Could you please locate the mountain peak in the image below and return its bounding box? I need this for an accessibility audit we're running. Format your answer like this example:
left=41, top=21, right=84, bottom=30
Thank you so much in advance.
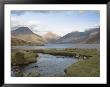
left=12, top=27, right=33, bottom=35
left=43, top=31, right=60, bottom=38
left=44, top=31, right=58, bottom=36
left=43, top=31, right=60, bottom=43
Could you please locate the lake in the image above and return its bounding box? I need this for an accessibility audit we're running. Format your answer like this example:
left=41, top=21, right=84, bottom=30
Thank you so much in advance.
left=12, top=44, right=100, bottom=51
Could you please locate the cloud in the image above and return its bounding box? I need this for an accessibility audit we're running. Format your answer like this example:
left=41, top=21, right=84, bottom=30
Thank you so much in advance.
left=11, top=16, right=50, bottom=36
left=11, top=10, right=100, bottom=16
left=11, top=10, right=50, bottom=16
left=11, top=17, right=41, bottom=33
left=77, top=10, right=99, bottom=15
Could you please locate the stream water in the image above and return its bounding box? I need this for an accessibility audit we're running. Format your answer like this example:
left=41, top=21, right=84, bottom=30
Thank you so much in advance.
left=24, top=53, right=78, bottom=76
left=12, top=53, right=78, bottom=77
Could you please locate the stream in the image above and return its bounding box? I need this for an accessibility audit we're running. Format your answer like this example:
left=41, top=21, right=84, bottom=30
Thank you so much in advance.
left=12, top=53, right=78, bottom=77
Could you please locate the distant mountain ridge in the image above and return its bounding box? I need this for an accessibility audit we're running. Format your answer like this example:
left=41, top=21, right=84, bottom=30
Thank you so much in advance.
left=54, top=27, right=100, bottom=44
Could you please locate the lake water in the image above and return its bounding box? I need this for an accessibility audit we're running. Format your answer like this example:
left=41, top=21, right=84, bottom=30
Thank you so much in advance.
left=12, top=44, right=100, bottom=51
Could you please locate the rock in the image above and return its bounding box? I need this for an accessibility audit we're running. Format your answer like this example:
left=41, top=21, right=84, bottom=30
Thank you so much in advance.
left=64, top=69, right=67, bottom=73
left=34, top=65, right=38, bottom=68
left=29, top=72, right=40, bottom=77
left=23, top=72, right=40, bottom=77
left=15, top=70, right=23, bottom=77
left=83, top=56, right=87, bottom=60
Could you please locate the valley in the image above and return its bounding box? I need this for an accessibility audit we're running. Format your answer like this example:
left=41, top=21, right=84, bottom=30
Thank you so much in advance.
left=11, top=26, right=100, bottom=77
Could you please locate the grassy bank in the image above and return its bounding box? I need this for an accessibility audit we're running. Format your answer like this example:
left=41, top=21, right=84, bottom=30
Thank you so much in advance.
left=28, top=48, right=96, bottom=59
left=64, top=49, right=100, bottom=77
left=11, top=50, right=38, bottom=65
left=11, top=50, right=40, bottom=77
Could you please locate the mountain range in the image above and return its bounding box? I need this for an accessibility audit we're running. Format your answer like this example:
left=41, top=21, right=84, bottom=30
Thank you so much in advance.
left=11, top=27, right=100, bottom=46
left=54, top=27, right=100, bottom=44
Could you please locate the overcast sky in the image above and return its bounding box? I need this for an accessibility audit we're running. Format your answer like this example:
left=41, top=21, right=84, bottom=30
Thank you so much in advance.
left=11, top=10, right=100, bottom=36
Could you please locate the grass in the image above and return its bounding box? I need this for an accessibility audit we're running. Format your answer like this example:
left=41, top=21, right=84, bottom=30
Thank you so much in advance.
left=11, top=50, right=38, bottom=65
left=64, top=49, right=100, bottom=77
left=29, top=48, right=96, bottom=59
left=23, top=71, right=40, bottom=77
left=11, top=50, right=40, bottom=77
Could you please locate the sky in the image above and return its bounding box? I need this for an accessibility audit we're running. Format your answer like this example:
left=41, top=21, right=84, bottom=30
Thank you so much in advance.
left=11, top=10, right=100, bottom=36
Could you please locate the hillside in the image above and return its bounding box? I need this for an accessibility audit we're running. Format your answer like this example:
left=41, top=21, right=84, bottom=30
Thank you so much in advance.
left=11, top=37, right=32, bottom=46
left=43, top=31, right=60, bottom=43
left=55, top=27, right=100, bottom=44
left=84, top=32, right=100, bottom=44
left=11, top=27, right=45, bottom=46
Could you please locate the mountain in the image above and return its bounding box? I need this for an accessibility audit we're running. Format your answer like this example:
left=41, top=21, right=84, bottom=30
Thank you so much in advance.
left=11, top=37, right=32, bottom=46
left=84, top=32, right=100, bottom=44
left=11, top=27, right=45, bottom=46
left=43, top=32, right=60, bottom=43
left=55, top=27, right=100, bottom=44
left=12, top=27, right=33, bottom=35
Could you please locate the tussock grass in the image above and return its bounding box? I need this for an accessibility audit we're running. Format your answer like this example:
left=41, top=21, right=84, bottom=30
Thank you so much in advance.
left=64, top=49, right=100, bottom=77
left=11, top=50, right=38, bottom=65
